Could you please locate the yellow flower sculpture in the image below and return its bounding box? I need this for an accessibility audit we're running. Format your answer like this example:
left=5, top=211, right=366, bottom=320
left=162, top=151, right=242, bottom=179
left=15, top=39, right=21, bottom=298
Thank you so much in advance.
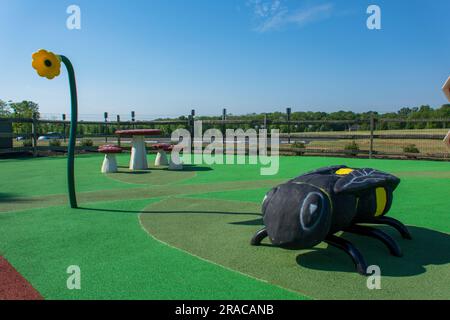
left=30, top=49, right=79, bottom=208
left=32, top=49, right=61, bottom=79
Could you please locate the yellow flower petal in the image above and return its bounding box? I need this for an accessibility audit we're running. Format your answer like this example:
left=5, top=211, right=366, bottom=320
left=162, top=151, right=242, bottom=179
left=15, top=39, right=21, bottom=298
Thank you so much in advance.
left=31, top=49, right=61, bottom=80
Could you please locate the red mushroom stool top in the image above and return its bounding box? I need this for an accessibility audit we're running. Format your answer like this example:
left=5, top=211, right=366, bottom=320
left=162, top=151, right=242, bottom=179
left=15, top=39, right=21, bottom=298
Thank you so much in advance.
left=98, top=145, right=123, bottom=154
left=115, top=129, right=162, bottom=136
left=152, top=143, right=173, bottom=151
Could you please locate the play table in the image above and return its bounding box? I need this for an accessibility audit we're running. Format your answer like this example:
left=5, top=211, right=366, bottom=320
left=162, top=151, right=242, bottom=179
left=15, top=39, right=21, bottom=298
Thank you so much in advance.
left=115, top=129, right=162, bottom=170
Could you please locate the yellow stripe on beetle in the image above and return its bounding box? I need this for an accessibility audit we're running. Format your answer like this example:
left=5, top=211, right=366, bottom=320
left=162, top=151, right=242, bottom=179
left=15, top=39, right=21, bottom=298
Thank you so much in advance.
left=375, top=187, right=387, bottom=216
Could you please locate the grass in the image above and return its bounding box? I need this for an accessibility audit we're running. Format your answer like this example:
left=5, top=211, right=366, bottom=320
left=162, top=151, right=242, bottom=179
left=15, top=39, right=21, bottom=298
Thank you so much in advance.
left=0, top=199, right=303, bottom=299
left=307, top=138, right=448, bottom=155
left=287, top=128, right=449, bottom=136
left=0, top=153, right=449, bottom=299
left=141, top=197, right=450, bottom=299
left=287, top=128, right=449, bottom=154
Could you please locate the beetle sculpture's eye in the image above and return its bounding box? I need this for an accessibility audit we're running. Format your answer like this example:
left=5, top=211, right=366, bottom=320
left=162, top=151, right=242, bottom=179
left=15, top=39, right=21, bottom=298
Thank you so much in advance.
left=295, top=188, right=332, bottom=249
left=299, top=192, right=324, bottom=230
left=262, top=182, right=332, bottom=249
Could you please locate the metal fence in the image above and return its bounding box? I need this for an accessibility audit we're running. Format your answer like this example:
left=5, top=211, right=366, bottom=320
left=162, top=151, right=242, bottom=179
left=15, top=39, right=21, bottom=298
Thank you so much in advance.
left=1, top=112, right=449, bottom=160
left=282, top=119, right=449, bottom=160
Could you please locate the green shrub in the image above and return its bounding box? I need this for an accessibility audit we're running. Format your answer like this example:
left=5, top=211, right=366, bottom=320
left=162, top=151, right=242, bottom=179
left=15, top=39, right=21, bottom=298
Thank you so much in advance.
left=80, top=138, right=94, bottom=147
left=292, top=141, right=306, bottom=149
left=49, top=139, right=61, bottom=147
left=403, top=144, right=420, bottom=153
left=22, top=140, right=32, bottom=147
left=344, top=141, right=360, bottom=151
left=291, top=141, right=306, bottom=156
left=344, top=141, right=360, bottom=156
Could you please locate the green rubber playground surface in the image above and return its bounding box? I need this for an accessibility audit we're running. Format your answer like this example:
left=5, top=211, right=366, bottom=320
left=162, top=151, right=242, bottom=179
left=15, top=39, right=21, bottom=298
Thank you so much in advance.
left=0, top=154, right=449, bottom=299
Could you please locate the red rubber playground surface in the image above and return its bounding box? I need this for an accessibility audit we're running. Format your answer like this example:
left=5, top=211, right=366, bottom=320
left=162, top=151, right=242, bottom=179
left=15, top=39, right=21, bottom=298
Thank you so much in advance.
left=0, top=257, right=42, bottom=300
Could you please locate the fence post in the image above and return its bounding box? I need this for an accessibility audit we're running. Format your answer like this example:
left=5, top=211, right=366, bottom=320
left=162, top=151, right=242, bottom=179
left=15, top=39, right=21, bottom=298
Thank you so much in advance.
left=0, top=118, right=13, bottom=151
left=116, top=115, right=121, bottom=147
left=104, top=112, right=108, bottom=143
left=263, top=113, right=268, bottom=153
left=32, top=112, right=38, bottom=157
left=187, top=115, right=192, bottom=149
left=62, top=114, right=66, bottom=143
left=189, top=109, right=195, bottom=150
left=286, top=107, right=291, bottom=144
left=222, top=108, right=227, bottom=145
left=369, top=113, right=375, bottom=159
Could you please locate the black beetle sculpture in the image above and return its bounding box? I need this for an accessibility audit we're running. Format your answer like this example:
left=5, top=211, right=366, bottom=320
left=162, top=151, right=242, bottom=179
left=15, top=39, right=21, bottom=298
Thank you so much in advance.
left=251, top=165, right=412, bottom=275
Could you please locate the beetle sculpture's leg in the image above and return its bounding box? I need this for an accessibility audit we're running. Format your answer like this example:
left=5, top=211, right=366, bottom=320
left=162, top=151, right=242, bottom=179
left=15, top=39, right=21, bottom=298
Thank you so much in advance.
left=325, top=234, right=368, bottom=276
left=251, top=228, right=268, bottom=246
left=345, top=225, right=402, bottom=257
left=358, top=216, right=412, bottom=240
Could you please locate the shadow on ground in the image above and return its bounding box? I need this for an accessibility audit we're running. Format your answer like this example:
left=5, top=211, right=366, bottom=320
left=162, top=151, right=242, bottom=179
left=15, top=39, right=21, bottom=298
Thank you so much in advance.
left=0, top=193, right=33, bottom=204
left=79, top=206, right=259, bottom=216
left=232, top=218, right=450, bottom=277
left=116, top=164, right=213, bottom=172
left=296, top=226, right=450, bottom=277
left=230, top=218, right=263, bottom=226
left=181, top=165, right=213, bottom=172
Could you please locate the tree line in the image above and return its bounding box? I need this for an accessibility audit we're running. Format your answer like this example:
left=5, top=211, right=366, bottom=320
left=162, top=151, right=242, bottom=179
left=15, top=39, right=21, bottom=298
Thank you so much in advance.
left=1, top=99, right=449, bottom=136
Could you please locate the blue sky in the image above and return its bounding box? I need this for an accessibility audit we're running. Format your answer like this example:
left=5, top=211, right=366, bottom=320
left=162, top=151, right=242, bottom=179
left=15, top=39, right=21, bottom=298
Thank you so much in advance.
left=1, top=0, right=449, bottom=119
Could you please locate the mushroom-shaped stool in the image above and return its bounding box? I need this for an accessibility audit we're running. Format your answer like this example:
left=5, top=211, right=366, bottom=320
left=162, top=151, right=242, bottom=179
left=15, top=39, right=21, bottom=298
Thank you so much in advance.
left=115, top=129, right=162, bottom=170
left=98, top=145, right=122, bottom=173
left=168, top=146, right=183, bottom=171
left=153, top=143, right=173, bottom=166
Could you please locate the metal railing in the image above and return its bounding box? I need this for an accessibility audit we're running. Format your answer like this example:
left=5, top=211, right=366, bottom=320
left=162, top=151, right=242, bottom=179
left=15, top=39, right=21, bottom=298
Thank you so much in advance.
left=1, top=112, right=449, bottom=160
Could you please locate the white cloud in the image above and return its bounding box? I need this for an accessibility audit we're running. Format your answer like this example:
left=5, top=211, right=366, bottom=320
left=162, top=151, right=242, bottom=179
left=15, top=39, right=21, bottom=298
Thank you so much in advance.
left=288, top=4, right=333, bottom=25
left=250, top=0, right=283, bottom=18
left=247, top=1, right=334, bottom=32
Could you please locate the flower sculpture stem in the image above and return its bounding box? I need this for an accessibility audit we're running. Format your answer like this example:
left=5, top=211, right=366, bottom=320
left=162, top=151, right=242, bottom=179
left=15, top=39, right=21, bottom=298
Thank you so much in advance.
left=32, top=49, right=79, bottom=208
left=60, top=56, right=78, bottom=208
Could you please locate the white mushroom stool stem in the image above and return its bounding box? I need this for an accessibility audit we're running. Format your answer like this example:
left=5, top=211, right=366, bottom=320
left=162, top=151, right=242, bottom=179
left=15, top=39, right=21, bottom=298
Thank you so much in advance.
left=155, top=150, right=169, bottom=166
left=102, top=154, right=118, bottom=173
left=130, top=135, right=148, bottom=170
left=99, top=145, right=122, bottom=173
left=115, top=129, right=161, bottom=170
left=168, top=149, right=183, bottom=171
